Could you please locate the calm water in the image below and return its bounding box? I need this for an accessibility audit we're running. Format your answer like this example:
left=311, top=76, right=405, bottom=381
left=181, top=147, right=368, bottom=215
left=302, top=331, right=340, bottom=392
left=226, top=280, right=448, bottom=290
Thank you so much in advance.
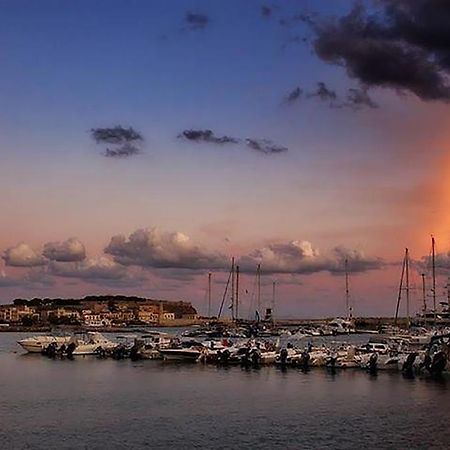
left=1, top=332, right=449, bottom=450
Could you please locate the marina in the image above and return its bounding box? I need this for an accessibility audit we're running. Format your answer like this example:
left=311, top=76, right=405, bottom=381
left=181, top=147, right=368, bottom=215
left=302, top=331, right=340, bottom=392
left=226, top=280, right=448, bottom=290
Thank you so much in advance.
left=1, top=330, right=450, bottom=450
left=13, top=323, right=450, bottom=378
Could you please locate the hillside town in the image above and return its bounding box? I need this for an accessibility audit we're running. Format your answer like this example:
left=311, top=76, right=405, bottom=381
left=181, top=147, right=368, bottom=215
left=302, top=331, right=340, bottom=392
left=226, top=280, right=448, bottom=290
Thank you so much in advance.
left=0, top=295, right=199, bottom=329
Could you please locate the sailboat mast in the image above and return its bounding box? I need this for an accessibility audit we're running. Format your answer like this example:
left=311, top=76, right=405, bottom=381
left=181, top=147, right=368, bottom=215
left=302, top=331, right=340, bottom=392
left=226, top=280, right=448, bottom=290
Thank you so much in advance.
left=345, top=258, right=350, bottom=318
left=235, top=265, right=240, bottom=320
left=256, top=264, right=261, bottom=318
left=208, top=272, right=212, bottom=318
left=447, top=276, right=450, bottom=309
left=405, top=248, right=410, bottom=327
left=231, top=257, right=235, bottom=320
left=432, top=235, right=436, bottom=325
left=272, top=280, right=276, bottom=324
left=422, top=273, right=427, bottom=325
left=394, top=250, right=406, bottom=326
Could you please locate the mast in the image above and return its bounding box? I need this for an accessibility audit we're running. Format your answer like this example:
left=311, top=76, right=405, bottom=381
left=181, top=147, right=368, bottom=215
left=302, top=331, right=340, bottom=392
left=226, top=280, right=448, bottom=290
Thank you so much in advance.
left=422, top=273, right=427, bottom=325
left=235, top=265, right=240, bottom=320
left=394, top=250, right=406, bottom=326
left=405, top=248, right=410, bottom=327
left=447, top=276, right=450, bottom=309
left=231, top=257, right=235, bottom=320
left=432, top=235, right=436, bottom=325
left=256, top=264, right=261, bottom=318
left=345, top=258, right=350, bottom=318
left=272, top=280, right=276, bottom=324
left=208, top=272, right=212, bottom=318
left=217, top=266, right=232, bottom=319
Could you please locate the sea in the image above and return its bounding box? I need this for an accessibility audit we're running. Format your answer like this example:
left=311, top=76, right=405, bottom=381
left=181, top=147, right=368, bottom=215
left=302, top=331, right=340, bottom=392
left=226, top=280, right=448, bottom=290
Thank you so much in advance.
left=0, top=331, right=449, bottom=450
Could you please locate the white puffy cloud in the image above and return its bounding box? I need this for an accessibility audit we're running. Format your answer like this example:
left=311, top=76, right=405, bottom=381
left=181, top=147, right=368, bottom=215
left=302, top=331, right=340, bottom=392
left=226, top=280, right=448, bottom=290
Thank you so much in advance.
left=239, top=241, right=383, bottom=274
left=49, top=257, right=127, bottom=280
left=2, top=243, right=46, bottom=267
left=329, top=246, right=384, bottom=273
left=48, top=257, right=147, bottom=287
left=43, top=238, right=86, bottom=262
left=0, top=269, right=54, bottom=289
left=104, top=228, right=383, bottom=275
left=105, top=227, right=227, bottom=270
left=239, top=240, right=324, bottom=274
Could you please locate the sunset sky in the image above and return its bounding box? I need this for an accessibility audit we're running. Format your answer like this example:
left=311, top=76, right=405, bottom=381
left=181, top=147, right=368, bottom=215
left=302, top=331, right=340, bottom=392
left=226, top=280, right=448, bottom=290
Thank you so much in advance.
left=1, top=0, right=450, bottom=317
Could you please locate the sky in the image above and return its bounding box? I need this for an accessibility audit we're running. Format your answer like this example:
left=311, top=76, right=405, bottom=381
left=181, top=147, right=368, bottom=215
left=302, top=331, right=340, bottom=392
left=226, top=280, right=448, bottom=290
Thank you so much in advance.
left=1, top=0, right=450, bottom=318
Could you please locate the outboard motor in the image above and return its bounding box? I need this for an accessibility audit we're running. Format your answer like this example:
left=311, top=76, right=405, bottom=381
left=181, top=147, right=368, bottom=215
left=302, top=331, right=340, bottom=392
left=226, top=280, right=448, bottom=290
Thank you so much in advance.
left=300, top=351, right=310, bottom=372
left=112, top=344, right=126, bottom=360
left=241, top=348, right=251, bottom=368
left=430, top=351, right=447, bottom=377
left=58, top=343, right=67, bottom=358
left=251, top=349, right=261, bottom=367
left=129, top=344, right=140, bottom=361
left=402, top=352, right=417, bottom=377
left=327, top=354, right=337, bottom=371
left=45, top=342, right=57, bottom=359
left=280, top=348, right=288, bottom=366
left=220, top=348, right=230, bottom=365
left=95, top=346, right=107, bottom=359
left=66, top=342, right=76, bottom=359
left=368, top=352, right=378, bottom=374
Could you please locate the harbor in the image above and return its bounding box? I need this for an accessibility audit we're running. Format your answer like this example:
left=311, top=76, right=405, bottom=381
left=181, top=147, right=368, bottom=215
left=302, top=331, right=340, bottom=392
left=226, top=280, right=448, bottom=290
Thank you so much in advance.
left=13, top=322, right=450, bottom=378
left=1, top=329, right=449, bottom=450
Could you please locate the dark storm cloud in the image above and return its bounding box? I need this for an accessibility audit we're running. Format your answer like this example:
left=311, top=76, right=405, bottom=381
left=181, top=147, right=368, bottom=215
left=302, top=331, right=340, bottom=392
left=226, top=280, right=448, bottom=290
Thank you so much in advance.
left=280, top=13, right=316, bottom=28
left=308, top=81, right=337, bottom=103
left=104, top=143, right=141, bottom=158
left=261, top=6, right=272, bottom=18
left=345, top=87, right=378, bottom=109
left=284, top=86, right=303, bottom=104
left=312, top=1, right=450, bottom=102
left=289, top=83, right=377, bottom=110
left=90, top=126, right=143, bottom=144
left=90, top=125, right=144, bottom=158
left=245, top=138, right=288, bottom=154
left=179, top=129, right=239, bottom=145
left=185, top=12, right=209, bottom=31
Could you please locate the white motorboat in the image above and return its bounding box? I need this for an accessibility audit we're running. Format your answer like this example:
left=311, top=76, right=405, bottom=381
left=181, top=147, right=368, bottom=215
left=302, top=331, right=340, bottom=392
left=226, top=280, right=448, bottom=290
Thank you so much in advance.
left=69, top=332, right=116, bottom=355
left=18, top=335, right=71, bottom=353
left=158, top=347, right=203, bottom=362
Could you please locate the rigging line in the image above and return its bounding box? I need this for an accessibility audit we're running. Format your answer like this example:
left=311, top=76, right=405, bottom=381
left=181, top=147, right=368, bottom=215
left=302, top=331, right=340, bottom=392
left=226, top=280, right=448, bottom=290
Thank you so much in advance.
left=217, top=267, right=232, bottom=319
left=247, top=268, right=258, bottom=319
